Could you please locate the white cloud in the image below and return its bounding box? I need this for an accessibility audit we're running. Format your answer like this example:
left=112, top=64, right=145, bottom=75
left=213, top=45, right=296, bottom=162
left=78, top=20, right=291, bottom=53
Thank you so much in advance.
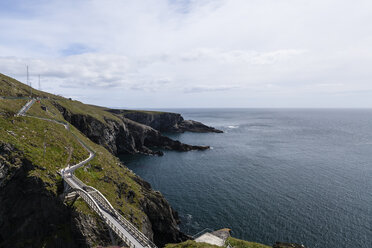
left=1, top=0, right=372, bottom=107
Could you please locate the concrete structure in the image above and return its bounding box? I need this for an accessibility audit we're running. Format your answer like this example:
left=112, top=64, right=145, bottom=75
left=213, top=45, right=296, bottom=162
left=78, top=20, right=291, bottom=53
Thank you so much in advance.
left=194, top=228, right=231, bottom=247
left=195, top=232, right=225, bottom=246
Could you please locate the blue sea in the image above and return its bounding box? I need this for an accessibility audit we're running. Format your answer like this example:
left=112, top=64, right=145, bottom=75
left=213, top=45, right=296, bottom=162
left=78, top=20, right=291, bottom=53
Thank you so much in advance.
left=120, top=109, right=372, bottom=248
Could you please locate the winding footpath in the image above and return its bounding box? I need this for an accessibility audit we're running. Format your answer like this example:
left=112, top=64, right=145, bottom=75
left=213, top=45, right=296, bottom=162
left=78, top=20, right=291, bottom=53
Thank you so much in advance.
left=16, top=99, right=157, bottom=248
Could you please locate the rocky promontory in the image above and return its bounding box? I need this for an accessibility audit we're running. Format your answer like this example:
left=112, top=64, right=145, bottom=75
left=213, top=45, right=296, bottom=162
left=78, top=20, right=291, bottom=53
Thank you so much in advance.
left=107, top=109, right=223, bottom=133
left=53, top=103, right=211, bottom=156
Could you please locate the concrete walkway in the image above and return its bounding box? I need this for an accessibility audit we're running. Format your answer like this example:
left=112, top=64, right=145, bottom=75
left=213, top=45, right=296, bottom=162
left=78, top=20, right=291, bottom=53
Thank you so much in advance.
left=194, top=229, right=231, bottom=247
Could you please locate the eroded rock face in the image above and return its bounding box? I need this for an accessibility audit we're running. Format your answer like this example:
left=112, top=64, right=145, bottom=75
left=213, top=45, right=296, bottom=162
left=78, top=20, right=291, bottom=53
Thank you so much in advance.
left=131, top=175, right=190, bottom=247
left=107, top=110, right=223, bottom=133
left=0, top=143, right=91, bottom=248
left=53, top=103, right=209, bottom=156
left=0, top=142, right=189, bottom=247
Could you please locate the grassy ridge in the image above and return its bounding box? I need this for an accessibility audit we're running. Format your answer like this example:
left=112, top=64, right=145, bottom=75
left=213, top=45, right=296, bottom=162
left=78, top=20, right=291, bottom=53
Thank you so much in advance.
left=0, top=73, right=62, bottom=99
left=55, top=99, right=122, bottom=123
left=0, top=97, right=147, bottom=229
left=227, top=237, right=271, bottom=248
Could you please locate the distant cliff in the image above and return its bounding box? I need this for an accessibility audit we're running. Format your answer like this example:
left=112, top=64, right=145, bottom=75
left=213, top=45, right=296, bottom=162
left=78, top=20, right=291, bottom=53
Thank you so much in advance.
left=107, top=109, right=223, bottom=133
left=53, top=103, right=210, bottom=156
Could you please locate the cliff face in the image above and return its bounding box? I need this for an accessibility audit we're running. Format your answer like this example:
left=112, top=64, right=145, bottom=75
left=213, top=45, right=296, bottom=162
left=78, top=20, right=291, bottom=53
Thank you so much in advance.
left=0, top=142, right=92, bottom=247
left=0, top=141, right=188, bottom=248
left=54, top=103, right=209, bottom=156
left=131, top=175, right=189, bottom=246
left=108, top=110, right=223, bottom=133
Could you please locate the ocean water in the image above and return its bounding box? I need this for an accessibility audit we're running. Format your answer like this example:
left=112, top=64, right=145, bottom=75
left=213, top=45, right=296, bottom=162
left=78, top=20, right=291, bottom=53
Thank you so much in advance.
left=120, top=109, right=372, bottom=248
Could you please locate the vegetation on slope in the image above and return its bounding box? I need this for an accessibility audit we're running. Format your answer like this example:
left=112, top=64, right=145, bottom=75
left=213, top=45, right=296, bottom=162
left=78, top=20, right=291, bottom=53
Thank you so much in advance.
left=165, top=237, right=271, bottom=248
left=0, top=103, right=88, bottom=193
left=165, top=240, right=220, bottom=248
left=226, top=237, right=271, bottom=248
left=55, top=99, right=122, bottom=123
left=27, top=99, right=67, bottom=122
left=1, top=97, right=148, bottom=226
left=0, top=72, right=149, bottom=224
left=0, top=99, right=28, bottom=116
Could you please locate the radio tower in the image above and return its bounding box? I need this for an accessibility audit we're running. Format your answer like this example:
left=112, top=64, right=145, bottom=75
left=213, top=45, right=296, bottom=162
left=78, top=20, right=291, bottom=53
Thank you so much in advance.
left=26, top=65, right=32, bottom=97
left=38, top=74, right=41, bottom=90
left=26, top=65, right=29, bottom=86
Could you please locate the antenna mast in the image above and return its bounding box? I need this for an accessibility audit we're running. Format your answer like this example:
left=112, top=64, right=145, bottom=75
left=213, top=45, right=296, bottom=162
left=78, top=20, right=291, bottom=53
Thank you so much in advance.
left=27, top=65, right=33, bottom=97
left=26, top=65, right=29, bottom=86
left=38, top=74, right=41, bottom=91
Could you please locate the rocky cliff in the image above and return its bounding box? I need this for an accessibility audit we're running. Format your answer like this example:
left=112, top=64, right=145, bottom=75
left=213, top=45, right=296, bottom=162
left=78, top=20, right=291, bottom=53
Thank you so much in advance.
left=53, top=102, right=210, bottom=156
left=108, top=110, right=223, bottom=133
left=131, top=175, right=189, bottom=246
left=0, top=140, right=188, bottom=248
left=0, top=142, right=91, bottom=247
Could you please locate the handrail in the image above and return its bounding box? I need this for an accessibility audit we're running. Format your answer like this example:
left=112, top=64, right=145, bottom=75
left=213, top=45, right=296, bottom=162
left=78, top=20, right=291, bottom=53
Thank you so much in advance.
left=84, top=185, right=115, bottom=211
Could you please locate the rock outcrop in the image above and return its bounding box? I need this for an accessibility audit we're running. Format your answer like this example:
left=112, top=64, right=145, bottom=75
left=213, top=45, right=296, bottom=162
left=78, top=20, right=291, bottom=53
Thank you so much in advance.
left=131, top=175, right=190, bottom=246
left=0, top=142, right=96, bottom=247
left=53, top=103, right=209, bottom=156
left=0, top=141, right=189, bottom=247
left=107, top=110, right=223, bottom=133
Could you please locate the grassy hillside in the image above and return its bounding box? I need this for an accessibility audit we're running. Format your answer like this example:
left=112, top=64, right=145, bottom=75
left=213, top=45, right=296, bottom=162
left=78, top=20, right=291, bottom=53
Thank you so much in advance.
left=55, top=99, right=122, bottom=123
left=165, top=237, right=271, bottom=248
left=0, top=78, right=150, bottom=230
left=165, top=240, right=220, bottom=248
left=226, top=237, right=271, bottom=248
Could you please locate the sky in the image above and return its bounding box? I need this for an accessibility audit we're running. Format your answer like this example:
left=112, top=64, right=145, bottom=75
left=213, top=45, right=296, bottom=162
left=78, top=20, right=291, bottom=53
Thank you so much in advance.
left=1, top=0, right=372, bottom=108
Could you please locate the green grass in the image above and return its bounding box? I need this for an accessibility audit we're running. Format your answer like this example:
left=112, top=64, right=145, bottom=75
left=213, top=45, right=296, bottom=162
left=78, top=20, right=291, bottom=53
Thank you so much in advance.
left=0, top=99, right=28, bottom=115
left=0, top=100, right=147, bottom=230
left=0, top=107, right=89, bottom=193
left=27, top=99, right=66, bottom=122
left=164, top=237, right=271, bottom=248
left=165, top=240, right=220, bottom=248
left=226, top=237, right=271, bottom=248
left=0, top=73, right=63, bottom=99
left=0, top=78, right=150, bottom=233
left=72, top=125, right=146, bottom=228
left=55, top=99, right=122, bottom=123
left=74, top=198, right=96, bottom=216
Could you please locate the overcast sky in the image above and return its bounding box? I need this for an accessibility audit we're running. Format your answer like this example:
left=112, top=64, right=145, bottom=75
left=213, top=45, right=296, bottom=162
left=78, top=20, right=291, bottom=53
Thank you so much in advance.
left=1, top=0, right=372, bottom=108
